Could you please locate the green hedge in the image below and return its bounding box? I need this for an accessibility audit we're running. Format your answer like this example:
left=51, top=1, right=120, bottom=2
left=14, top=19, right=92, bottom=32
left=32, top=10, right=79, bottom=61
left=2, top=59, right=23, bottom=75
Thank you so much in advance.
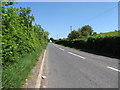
left=55, top=36, right=120, bottom=58
left=2, top=2, right=49, bottom=88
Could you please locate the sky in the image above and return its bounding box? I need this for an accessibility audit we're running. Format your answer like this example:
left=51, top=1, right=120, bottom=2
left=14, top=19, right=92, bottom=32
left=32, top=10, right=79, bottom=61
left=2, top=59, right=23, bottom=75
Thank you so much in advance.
left=15, top=0, right=119, bottom=2
left=13, top=2, right=118, bottom=39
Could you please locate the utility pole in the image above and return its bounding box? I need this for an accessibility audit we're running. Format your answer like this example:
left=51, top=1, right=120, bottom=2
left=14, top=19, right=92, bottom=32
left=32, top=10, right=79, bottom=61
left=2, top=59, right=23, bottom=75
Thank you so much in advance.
left=70, top=26, right=72, bottom=32
left=57, top=35, right=58, bottom=40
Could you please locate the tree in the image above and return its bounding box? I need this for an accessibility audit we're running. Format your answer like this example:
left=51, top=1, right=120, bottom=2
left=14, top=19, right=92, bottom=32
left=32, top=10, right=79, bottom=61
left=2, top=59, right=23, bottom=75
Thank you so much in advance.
left=59, top=38, right=62, bottom=40
left=93, top=32, right=97, bottom=35
left=50, top=37, right=54, bottom=42
left=78, top=28, right=81, bottom=33
left=68, top=30, right=80, bottom=40
left=79, top=25, right=93, bottom=36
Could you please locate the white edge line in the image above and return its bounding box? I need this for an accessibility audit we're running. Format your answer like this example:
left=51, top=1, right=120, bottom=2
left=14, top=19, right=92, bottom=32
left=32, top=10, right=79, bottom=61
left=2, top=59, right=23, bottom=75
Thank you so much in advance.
left=107, top=66, right=120, bottom=72
left=35, top=50, right=46, bottom=88
left=68, top=51, right=85, bottom=59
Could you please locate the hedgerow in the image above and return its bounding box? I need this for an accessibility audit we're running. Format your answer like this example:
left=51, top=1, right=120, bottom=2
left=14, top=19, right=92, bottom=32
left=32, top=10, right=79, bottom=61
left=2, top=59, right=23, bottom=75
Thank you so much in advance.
left=2, top=2, right=49, bottom=88
left=55, top=36, right=120, bottom=58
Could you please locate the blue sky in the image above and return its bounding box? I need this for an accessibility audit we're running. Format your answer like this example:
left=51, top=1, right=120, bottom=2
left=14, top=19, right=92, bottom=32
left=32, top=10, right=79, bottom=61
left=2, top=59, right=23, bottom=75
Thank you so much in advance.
left=13, top=2, right=118, bottom=39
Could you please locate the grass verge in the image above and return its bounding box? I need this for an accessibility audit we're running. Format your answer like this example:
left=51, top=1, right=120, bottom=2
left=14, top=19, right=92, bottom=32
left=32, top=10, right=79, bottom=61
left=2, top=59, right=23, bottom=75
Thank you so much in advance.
left=2, top=46, right=46, bottom=88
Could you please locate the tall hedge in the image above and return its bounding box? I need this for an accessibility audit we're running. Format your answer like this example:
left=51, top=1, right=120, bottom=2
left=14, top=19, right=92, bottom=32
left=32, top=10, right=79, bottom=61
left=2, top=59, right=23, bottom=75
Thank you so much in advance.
left=2, top=2, right=49, bottom=88
left=55, top=36, right=120, bottom=58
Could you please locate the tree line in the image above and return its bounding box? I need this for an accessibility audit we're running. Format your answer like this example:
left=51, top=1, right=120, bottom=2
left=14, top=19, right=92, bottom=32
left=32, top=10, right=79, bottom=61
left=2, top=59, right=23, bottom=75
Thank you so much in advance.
left=68, top=25, right=97, bottom=40
left=50, top=25, right=97, bottom=42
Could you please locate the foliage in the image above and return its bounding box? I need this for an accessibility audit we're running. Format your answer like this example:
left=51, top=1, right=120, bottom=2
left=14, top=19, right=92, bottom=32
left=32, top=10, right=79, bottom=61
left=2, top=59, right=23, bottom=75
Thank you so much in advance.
left=94, top=31, right=120, bottom=37
left=67, top=30, right=80, bottom=40
left=92, top=32, right=97, bottom=35
left=55, top=31, right=120, bottom=58
left=78, top=25, right=93, bottom=36
left=50, top=37, right=54, bottom=42
left=2, top=48, right=44, bottom=88
left=75, top=31, right=120, bottom=41
left=2, top=2, right=49, bottom=88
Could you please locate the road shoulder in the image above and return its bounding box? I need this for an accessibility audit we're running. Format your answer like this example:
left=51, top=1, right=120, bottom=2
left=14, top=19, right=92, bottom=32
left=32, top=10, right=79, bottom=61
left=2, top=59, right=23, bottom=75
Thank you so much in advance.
left=22, top=50, right=46, bottom=88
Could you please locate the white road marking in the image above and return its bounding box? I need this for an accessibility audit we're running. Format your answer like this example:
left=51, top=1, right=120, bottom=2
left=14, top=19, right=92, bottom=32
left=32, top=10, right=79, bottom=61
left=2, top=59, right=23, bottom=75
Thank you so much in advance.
left=53, top=44, right=58, bottom=48
left=59, top=48, right=65, bottom=51
left=107, top=66, right=120, bottom=72
left=68, top=52, right=86, bottom=59
left=55, top=45, right=58, bottom=47
left=36, top=50, right=46, bottom=88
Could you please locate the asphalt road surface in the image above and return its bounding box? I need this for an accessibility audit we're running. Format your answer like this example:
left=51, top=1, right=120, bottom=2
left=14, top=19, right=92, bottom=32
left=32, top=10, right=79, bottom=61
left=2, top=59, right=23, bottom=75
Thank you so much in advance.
left=45, top=43, right=119, bottom=88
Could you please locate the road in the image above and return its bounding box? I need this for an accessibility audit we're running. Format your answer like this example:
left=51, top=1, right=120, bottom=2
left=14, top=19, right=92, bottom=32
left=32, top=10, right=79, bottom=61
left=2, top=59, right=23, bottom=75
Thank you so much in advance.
left=45, top=43, right=119, bottom=88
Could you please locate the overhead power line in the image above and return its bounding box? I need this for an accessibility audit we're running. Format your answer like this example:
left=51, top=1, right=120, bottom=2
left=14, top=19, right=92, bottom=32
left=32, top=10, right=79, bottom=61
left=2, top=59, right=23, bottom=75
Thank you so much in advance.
left=83, top=4, right=119, bottom=23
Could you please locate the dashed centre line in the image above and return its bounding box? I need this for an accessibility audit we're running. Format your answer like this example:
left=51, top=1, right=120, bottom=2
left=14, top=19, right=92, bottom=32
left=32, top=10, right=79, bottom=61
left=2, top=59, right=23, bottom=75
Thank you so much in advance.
left=67, top=51, right=86, bottom=59
left=54, top=45, right=120, bottom=72
left=107, top=66, right=120, bottom=72
left=53, top=44, right=58, bottom=48
left=53, top=44, right=119, bottom=73
left=59, top=48, right=65, bottom=51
